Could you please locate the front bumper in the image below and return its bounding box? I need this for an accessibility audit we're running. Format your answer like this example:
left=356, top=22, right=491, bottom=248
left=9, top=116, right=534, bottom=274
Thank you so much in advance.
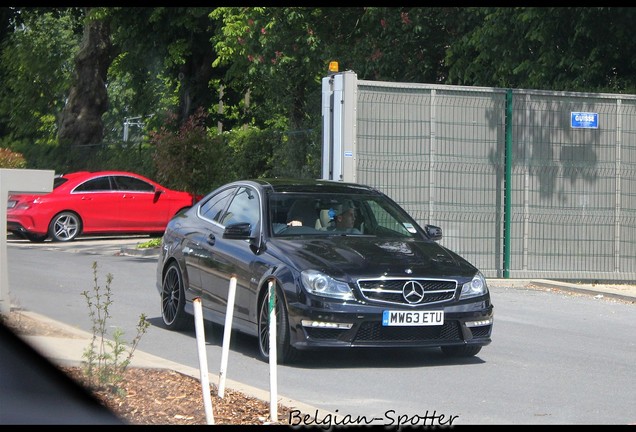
left=287, top=300, right=493, bottom=350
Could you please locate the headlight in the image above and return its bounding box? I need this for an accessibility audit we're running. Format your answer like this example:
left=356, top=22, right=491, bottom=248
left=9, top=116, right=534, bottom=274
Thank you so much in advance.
left=460, top=272, right=488, bottom=299
left=300, top=270, right=354, bottom=300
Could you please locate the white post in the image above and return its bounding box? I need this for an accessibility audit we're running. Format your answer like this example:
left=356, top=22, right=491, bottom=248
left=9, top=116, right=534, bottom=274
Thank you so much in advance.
left=218, top=276, right=237, bottom=398
left=268, top=280, right=278, bottom=422
left=0, top=169, right=54, bottom=314
left=193, top=297, right=214, bottom=425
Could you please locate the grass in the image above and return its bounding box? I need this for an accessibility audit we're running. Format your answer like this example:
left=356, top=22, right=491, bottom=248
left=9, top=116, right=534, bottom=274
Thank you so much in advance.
left=137, top=237, right=161, bottom=249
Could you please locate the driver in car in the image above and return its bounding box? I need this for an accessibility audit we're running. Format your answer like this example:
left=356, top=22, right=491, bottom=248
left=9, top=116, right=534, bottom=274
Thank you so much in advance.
left=328, top=201, right=361, bottom=234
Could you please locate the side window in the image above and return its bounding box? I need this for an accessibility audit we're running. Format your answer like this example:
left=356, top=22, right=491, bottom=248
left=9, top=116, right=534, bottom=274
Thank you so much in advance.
left=199, top=187, right=236, bottom=223
left=367, top=200, right=412, bottom=236
left=114, top=176, right=155, bottom=192
left=74, top=177, right=112, bottom=192
left=223, top=187, right=259, bottom=228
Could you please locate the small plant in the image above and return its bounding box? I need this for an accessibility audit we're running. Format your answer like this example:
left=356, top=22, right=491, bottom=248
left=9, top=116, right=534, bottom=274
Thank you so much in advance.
left=81, top=261, right=150, bottom=395
left=137, top=237, right=161, bottom=249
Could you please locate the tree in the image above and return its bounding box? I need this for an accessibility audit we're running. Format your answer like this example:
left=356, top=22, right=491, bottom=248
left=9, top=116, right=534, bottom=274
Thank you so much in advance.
left=4, top=6, right=636, bottom=178
left=210, top=7, right=467, bottom=177
left=149, top=107, right=227, bottom=195
left=446, top=7, right=636, bottom=93
left=57, top=7, right=113, bottom=155
left=211, top=7, right=360, bottom=177
left=0, top=8, right=81, bottom=147
left=106, top=7, right=223, bottom=129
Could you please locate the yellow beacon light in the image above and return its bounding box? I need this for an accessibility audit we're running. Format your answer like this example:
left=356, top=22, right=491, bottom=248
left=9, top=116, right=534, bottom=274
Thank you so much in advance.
left=328, top=61, right=339, bottom=73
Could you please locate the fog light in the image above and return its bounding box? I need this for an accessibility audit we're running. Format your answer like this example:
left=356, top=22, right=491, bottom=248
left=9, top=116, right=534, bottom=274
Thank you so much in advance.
left=301, top=320, right=352, bottom=329
left=465, top=318, right=493, bottom=327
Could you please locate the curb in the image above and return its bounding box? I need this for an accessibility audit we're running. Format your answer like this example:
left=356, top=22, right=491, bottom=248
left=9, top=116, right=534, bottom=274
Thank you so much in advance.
left=528, top=279, right=636, bottom=303
left=119, top=247, right=159, bottom=257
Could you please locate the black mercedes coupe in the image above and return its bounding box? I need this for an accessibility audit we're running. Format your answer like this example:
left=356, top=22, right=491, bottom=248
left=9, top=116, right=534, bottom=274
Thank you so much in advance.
left=156, top=178, right=493, bottom=363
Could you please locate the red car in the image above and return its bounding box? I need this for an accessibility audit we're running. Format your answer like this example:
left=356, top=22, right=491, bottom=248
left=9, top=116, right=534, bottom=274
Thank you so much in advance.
left=7, top=171, right=199, bottom=242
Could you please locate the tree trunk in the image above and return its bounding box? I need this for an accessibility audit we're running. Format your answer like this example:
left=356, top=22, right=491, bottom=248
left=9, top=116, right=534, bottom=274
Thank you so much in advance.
left=58, top=9, right=113, bottom=149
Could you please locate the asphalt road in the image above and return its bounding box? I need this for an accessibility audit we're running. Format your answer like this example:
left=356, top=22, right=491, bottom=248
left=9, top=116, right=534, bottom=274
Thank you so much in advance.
left=6, top=235, right=636, bottom=425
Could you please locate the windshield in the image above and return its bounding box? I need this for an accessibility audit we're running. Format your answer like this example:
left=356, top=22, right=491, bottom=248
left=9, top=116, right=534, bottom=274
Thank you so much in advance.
left=268, top=192, right=422, bottom=238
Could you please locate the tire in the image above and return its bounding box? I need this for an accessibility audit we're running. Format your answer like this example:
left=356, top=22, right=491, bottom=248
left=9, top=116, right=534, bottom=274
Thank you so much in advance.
left=161, top=262, right=191, bottom=330
left=257, top=284, right=299, bottom=364
left=48, top=211, right=81, bottom=242
left=440, top=345, right=482, bottom=357
left=24, top=232, right=48, bottom=243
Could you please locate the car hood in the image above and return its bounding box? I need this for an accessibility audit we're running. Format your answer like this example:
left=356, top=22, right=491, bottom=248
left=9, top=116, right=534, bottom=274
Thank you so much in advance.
left=270, top=236, right=477, bottom=279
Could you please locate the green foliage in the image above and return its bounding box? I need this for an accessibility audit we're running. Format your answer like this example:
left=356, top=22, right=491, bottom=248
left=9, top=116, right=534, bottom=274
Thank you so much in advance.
left=4, top=7, right=636, bottom=180
left=136, top=237, right=161, bottom=249
left=446, top=7, right=636, bottom=93
left=150, top=107, right=229, bottom=195
left=81, top=262, right=150, bottom=395
left=88, top=143, right=157, bottom=178
left=211, top=7, right=330, bottom=128
left=0, top=147, right=26, bottom=168
left=0, top=8, right=81, bottom=144
left=6, top=136, right=68, bottom=171
left=106, top=7, right=224, bottom=126
left=225, top=126, right=275, bottom=179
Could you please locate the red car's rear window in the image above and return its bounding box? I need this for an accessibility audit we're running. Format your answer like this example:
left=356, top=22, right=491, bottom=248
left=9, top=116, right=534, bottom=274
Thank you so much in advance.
left=53, top=177, right=69, bottom=188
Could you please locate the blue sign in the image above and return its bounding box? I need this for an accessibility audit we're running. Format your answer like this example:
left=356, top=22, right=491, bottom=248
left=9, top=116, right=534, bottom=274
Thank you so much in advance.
left=571, top=112, right=598, bottom=129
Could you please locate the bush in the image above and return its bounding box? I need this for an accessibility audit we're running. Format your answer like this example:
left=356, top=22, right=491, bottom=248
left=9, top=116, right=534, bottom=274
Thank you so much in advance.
left=149, top=108, right=233, bottom=195
left=0, top=147, right=27, bottom=168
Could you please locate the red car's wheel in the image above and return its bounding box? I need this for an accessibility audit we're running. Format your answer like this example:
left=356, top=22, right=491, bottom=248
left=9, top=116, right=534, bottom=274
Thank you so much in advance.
left=48, top=211, right=81, bottom=242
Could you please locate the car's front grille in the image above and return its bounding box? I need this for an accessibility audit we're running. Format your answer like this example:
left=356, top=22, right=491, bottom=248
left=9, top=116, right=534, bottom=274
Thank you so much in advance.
left=353, top=321, right=462, bottom=343
left=357, top=278, right=457, bottom=306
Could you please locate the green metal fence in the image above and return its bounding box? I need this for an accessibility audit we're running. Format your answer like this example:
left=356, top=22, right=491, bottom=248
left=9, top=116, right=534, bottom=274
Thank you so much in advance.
left=331, top=74, right=636, bottom=280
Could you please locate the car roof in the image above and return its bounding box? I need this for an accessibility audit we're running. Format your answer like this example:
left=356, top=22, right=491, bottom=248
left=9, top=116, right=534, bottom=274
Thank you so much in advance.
left=60, top=171, right=147, bottom=179
left=239, top=178, right=384, bottom=196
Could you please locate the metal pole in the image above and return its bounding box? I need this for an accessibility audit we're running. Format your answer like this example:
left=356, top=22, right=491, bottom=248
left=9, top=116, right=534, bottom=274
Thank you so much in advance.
left=193, top=297, right=214, bottom=425
left=503, top=89, right=513, bottom=278
left=268, top=280, right=278, bottom=422
left=218, top=277, right=237, bottom=398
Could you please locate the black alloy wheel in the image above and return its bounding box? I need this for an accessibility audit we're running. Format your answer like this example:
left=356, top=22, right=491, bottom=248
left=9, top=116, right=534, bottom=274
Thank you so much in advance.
left=257, top=284, right=299, bottom=364
left=161, top=262, right=190, bottom=330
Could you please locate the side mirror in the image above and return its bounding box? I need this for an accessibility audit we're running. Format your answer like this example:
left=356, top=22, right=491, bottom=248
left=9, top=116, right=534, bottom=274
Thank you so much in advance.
left=424, top=224, right=443, bottom=241
left=223, top=222, right=252, bottom=239
left=153, top=189, right=164, bottom=203
left=223, top=222, right=266, bottom=254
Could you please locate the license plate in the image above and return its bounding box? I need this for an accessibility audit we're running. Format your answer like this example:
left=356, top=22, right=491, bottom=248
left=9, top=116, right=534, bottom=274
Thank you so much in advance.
left=382, top=310, right=444, bottom=326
